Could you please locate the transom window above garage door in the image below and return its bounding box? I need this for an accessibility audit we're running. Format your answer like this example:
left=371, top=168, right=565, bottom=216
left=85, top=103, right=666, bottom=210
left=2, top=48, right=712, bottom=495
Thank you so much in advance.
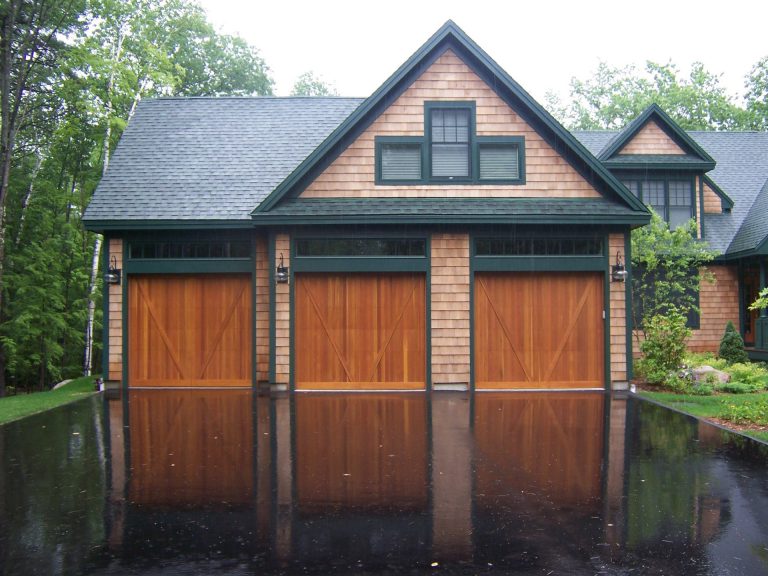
left=296, top=238, right=426, bottom=257
left=475, top=237, right=603, bottom=256
left=129, top=239, right=250, bottom=259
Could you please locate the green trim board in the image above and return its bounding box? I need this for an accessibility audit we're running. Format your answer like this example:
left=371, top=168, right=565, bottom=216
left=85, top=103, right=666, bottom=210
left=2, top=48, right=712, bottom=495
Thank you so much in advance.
left=598, top=103, right=716, bottom=167
left=603, top=247, right=611, bottom=391
left=125, top=259, right=253, bottom=274
left=252, top=20, right=649, bottom=217
left=268, top=232, right=277, bottom=384
left=84, top=219, right=255, bottom=232
left=102, top=234, right=110, bottom=379
left=472, top=256, right=605, bottom=272
left=292, top=258, right=427, bottom=273
left=625, top=232, right=634, bottom=381
left=122, top=239, right=129, bottom=391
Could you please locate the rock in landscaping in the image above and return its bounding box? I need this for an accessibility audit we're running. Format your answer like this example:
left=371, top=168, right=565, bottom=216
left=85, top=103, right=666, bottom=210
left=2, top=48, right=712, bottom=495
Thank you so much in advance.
left=691, top=365, right=730, bottom=384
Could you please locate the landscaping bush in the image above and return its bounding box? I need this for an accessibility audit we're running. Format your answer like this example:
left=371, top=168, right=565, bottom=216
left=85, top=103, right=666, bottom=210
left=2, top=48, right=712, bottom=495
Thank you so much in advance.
left=718, top=321, right=749, bottom=364
left=723, top=362, right=768, bottom=391
left=719, top=397, right=768, bottom=426
left=638, top=308, right=691, bottom=384
left=691, top=383, right=715, bottom=396
left=685, top=351, right=728, bottom=371
left=716, top=382, right=758, bottom=394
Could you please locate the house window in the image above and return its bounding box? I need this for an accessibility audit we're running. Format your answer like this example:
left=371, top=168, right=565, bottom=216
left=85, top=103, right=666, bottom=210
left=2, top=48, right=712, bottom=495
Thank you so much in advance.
left=478, top=139, right=522, bottom=181
left=375, top=102, right=525, bottom=185
left=475, top=236, right=603, bottom=256
left=295, top=238, right=426, bottom=257
left=379, top=141, right=422, bottom=181
left=129, top=240, right=250, bottom=259
left=430, top=107, right=470, bottom=178
left=622, top=178, right=693, bottom=229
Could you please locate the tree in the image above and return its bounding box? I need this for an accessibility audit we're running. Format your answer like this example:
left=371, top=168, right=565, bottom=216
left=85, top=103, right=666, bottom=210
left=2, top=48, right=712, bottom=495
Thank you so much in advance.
left=0, top=0, right=87, bottom=395
left=291, top=71, right=337, bottom=96
left=745, top=55, right=768, bottom=129
left=718, top=321, right=749, bottom=364
left=549, top=61, right=747, bottom=130
left=0, top=0, right=276, bottom=391
left=749, top=287, right=768, bottom=312
left=631, top=212, right=717, bottom=337
left=631, top=212, right=717, bottom=383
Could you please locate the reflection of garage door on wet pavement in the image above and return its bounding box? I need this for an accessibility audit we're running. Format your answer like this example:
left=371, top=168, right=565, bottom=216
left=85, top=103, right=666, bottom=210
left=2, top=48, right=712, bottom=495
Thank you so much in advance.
left=128, top=274, right=252, bottom=387
left=474, top=272, right=604, bottom=390
left=295, top=273, right=426, bottom=391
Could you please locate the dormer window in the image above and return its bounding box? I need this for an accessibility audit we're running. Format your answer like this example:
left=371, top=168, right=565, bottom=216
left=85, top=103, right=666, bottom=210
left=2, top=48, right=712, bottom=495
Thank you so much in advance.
left=375, top=101, right=525, bottom=185
left=622, top=177, right=694, bottom=230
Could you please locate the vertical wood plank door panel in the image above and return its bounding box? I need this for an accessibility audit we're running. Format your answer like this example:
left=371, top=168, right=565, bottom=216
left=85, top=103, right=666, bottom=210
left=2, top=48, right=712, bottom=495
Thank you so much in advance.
left=128, top=275, right=252, bottom=387
left=474, top=272, right=604, bottom=389
left=295, top=273, right=426, bottom=390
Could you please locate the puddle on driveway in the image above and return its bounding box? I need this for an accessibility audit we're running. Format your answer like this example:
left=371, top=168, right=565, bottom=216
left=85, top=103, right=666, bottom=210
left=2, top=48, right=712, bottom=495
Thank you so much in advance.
left=1, top=391, right=767, bottom=575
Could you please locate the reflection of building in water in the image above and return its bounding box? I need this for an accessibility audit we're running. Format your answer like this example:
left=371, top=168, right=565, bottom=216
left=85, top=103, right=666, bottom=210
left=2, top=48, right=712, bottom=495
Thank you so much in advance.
left=127, top=389, right=254, bottom=506
left=472, top=392, right=606, bottom=571
left=105, top=391, right=734, bottom=570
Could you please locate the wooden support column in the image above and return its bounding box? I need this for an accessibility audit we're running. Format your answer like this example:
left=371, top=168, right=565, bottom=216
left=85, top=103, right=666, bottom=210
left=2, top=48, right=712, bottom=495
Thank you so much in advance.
left=604, top=395, right=627, bottom=550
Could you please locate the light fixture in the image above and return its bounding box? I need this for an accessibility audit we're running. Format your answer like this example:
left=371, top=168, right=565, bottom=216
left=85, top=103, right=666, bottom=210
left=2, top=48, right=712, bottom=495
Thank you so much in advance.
left=611, top=251, right=628, bottom=283
left=276, top=253, right=289, bottom=284
left=104, top=255, right=121, bottom=285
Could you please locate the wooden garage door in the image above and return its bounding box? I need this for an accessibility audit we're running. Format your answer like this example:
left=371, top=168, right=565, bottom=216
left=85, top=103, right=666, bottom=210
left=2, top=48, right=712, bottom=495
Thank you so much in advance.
left=295, top=273, right=426, bottom=390
left=474, top=272, right=604, bottom=389
left=128, top=275, right=251, bottom=387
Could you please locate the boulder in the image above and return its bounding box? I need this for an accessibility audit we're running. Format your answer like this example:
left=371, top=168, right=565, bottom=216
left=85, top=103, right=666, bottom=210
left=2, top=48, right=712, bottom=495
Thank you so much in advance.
left=691, top=365, right=730, bottom=385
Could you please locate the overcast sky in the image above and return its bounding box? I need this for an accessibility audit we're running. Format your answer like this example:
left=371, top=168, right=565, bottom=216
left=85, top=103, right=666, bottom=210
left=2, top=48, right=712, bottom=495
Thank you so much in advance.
left=198, top=0, right=767, bottom=102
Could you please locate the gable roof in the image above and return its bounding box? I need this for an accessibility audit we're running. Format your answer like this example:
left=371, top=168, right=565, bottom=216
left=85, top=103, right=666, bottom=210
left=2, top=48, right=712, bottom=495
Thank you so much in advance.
left=575, top=129, right=768, bottom=256
left=253, top=20, right=648, bottom=220
left=597, top=104, right=716, bottom=170
left=82, top=97, right=363, bottom=228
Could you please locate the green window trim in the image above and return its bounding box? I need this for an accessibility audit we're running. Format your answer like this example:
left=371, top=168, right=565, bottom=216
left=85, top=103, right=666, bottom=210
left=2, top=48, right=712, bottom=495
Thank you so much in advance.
left=375, top=136, right=425, bottom=184
left=375, top=101, right=526, bottom=185
left=621, top=176, right=696, bottom=231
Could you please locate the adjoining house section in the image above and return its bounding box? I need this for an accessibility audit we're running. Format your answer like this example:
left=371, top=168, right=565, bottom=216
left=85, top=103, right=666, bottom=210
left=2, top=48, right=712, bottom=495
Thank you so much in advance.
left=83, top=21, right=768, bottom=392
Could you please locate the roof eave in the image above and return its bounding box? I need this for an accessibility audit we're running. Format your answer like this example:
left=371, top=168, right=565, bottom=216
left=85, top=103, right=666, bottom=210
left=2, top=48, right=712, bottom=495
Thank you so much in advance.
left=82, top=219, right=254, bottom=232
left=253, top=21, right=647, bottom=216
left=249, top=213, right=651, bottom=227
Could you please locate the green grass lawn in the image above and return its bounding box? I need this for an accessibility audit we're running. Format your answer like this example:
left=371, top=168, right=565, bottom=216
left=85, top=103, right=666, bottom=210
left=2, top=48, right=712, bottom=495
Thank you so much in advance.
left=0, top=376, right=98, bottom=425
left=639, top=390, right=768, bottom=443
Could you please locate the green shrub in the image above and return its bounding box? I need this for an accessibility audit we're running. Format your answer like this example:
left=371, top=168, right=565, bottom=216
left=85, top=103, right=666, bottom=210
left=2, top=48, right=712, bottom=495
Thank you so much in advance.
left=685, top=351, right=728, bottom=370
left=719, top=398, right=768, bottom=426
left=716, top=382, right=758, bottom=394
left=639, top=308, right=691, bottom=384
left=718, top=321, right=749, bottom=364
left=724, top=362, right=768, bottom=390
left=691, top=384, right=715, bottom=396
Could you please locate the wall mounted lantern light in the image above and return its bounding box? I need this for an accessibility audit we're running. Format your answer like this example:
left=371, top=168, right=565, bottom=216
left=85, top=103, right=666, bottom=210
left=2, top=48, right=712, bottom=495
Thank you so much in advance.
left=276, top=253, right=289, bottom=284
left=611, top=251, right=628, bottom=283
left=104, top=255, right=121, bottom=285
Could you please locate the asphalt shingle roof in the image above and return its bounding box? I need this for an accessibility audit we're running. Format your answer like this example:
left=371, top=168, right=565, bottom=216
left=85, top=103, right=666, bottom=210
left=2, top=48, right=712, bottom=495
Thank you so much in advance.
left=82, top=97, right=364, bottom=223
left=84, top=97, right=768, bottom=257
left=574, top=130, right=768, bottom=255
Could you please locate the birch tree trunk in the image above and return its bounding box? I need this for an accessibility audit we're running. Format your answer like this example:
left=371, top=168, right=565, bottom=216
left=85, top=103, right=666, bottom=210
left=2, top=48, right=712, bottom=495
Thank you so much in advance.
left=82, top=26, right=124, bottom=377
